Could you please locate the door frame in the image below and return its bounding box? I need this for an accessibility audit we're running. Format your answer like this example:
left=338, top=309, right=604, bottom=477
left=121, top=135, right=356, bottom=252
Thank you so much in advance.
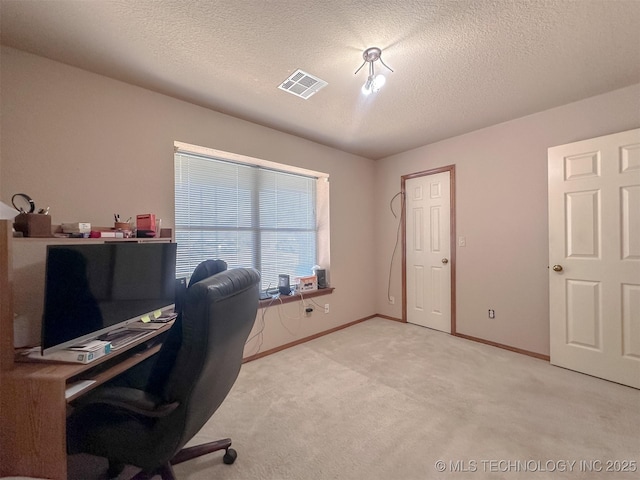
left=401, top=165, right=457, bottom=333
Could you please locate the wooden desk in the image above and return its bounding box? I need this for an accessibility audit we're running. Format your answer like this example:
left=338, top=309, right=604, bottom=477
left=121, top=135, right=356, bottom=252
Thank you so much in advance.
left=0, top=325, right=171, bottom=480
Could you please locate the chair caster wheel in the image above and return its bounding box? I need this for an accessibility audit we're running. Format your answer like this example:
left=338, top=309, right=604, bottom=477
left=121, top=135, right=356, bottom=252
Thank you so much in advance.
left=223, top=448, right=237, bottom=464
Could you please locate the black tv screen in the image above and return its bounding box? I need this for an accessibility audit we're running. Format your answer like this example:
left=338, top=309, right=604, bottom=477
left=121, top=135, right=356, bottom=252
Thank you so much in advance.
left=41, top=242, right=177, bottom=354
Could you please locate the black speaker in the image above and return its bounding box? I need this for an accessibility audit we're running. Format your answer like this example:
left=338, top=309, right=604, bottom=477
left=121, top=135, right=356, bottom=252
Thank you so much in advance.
left=316, top=269, right=327, bottom=288
left=174, top=277, right=187, bottom=315
left=278, top=274, right=291, bottom=295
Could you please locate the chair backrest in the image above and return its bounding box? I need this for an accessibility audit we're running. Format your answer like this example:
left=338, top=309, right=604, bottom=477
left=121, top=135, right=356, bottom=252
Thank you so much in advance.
left=151, top=267, right=260, bottom=456
left=188, top=259, right=228, bottom=287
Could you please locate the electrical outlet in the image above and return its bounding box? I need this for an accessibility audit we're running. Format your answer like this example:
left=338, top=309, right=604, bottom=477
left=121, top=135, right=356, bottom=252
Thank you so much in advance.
left=488, top=309, right=495, bottom=319
left=389, top=296, right=395, bottom=305
left=324, top=304, right=330, bottom=314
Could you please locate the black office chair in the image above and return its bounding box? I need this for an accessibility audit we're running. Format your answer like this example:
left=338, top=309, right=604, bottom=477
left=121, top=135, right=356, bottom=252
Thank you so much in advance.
left=189, top=259, right=228, bottom=285
left=67, top=266, right=260, bottom=480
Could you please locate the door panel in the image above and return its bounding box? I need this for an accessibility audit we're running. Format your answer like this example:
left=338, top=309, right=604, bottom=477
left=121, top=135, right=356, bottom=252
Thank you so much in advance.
left=622, top=284, right=640, bottom=359
left=549, top=128, right=640, bottom=388
left=621, top=185, right=640, bottom=260
left=565, top=279, right=601, bottom=349
left=565, top=190, right=599, bottom=258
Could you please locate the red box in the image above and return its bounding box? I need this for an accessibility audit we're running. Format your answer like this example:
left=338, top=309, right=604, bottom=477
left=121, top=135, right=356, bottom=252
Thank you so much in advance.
left=136, top=214, right=156, bottom=231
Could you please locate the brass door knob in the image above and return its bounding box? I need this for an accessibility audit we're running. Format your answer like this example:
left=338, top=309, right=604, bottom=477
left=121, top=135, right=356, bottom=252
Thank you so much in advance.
left=442, top=258, right=449, bottom=264
left=552, top=265, right=563, bottom=272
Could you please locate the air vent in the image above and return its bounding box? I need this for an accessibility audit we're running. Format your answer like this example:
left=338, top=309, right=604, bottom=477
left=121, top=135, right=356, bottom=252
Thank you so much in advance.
left=278, top=69, right=328, bottom=99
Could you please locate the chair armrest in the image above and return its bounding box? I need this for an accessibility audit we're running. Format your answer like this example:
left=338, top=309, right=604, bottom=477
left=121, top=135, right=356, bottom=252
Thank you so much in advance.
left=77, top=386, right=180, bottom=418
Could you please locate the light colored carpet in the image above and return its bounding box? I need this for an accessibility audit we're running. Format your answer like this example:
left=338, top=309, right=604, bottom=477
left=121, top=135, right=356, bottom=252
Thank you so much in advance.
left=71, top=317, right=640, bottom=479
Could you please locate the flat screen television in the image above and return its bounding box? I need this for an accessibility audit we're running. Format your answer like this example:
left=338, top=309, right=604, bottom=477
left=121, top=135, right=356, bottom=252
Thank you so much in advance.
left=41, top=242, right=177, bottom=355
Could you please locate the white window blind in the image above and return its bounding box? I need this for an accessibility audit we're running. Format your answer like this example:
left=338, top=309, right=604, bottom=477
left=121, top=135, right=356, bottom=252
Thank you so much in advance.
left=174, top=151, right=317, bottom=290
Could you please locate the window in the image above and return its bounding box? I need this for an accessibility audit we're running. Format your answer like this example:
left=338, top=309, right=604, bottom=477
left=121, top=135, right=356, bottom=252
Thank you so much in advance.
left=174, top=144, right=328, bottom=290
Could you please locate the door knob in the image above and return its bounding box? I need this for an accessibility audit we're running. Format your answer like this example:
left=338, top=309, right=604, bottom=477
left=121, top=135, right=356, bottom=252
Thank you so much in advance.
left=442, top=258, right=449, bottom=264
left=552, top=264, right=563, bottom=272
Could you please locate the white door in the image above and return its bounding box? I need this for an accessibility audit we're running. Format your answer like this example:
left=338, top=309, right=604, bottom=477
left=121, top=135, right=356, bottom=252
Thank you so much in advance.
left=405, top=171, right=451, bottom=332
left=548, top=128, right=640, bottom=389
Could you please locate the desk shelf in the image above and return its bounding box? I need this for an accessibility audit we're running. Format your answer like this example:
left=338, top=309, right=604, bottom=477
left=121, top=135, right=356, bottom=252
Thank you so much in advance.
left=1, top=222, right=177, bottom=478
left=14, top=325, right=169, bottom=400
left=1, top=320, right=171, bottom=479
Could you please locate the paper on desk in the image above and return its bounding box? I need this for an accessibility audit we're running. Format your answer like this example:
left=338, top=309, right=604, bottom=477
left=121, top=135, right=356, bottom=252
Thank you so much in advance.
left=0, top=201, right=19, bottom=220
left=128, top=320, right=173, bottom=330
left=65, top=380, right=96, bottom=399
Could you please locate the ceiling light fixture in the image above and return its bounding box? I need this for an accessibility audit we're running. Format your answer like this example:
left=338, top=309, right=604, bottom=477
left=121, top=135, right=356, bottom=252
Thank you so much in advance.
left=354, top=47, right=393, bottom=95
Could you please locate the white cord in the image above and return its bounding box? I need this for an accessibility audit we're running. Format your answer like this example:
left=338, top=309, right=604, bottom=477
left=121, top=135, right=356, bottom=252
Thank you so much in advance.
left=277, top=295, right=306, bottom=336
left=388, top=191, right=405, bottom=302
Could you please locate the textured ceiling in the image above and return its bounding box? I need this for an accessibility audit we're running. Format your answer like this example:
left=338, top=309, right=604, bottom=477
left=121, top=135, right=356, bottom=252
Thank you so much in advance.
left=1, top=0, right=639, bottom=160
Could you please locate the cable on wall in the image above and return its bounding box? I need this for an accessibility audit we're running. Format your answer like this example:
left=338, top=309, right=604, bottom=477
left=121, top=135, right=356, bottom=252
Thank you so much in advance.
left=306, top=296, right=326, bottom=310
left=246, top=295, right=276, bottom=355
left=387, top=191, right=405, bottom=303
left=246, top=289, right=324, bottom=356
left=276, top=295, right=304, bottom=336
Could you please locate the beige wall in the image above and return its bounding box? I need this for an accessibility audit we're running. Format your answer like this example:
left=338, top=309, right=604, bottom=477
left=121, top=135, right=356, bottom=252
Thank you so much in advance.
left=375, top=83, right=640, bottom=356
left=0, top=47, right=377, bottom=353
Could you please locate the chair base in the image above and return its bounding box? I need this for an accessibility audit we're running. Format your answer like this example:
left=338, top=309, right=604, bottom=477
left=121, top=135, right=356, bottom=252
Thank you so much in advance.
left=123, top=438, right=235, bottom=480
left=172, top=437, right=235, bottom=466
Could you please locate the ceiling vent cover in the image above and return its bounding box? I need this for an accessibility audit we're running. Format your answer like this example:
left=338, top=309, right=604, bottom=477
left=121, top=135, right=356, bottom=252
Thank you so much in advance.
left=278, top=69, right=328, bottom=99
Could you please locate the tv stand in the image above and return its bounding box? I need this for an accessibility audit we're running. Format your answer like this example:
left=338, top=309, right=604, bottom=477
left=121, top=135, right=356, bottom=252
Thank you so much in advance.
left=1, top=320, right=172, bottom=479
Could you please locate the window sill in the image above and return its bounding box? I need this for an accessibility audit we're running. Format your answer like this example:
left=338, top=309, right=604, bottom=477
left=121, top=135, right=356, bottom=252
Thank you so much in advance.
left=259, top=287, right=334, bottom=308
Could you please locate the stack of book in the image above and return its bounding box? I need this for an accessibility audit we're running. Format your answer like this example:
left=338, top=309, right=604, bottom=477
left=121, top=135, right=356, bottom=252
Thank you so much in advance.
left=20, top=340, right=112, bottom=364
left=61, top=222, right=91, bottom=234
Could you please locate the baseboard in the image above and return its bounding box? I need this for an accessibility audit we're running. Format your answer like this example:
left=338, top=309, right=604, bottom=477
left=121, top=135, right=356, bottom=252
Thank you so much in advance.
left=375, top=314, right=404, bottom=323
left=453, top=332, right=550, bottom=361
left=242, top=314, right=549, bottom=364
left=242, top=314, right=377, bottom=363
